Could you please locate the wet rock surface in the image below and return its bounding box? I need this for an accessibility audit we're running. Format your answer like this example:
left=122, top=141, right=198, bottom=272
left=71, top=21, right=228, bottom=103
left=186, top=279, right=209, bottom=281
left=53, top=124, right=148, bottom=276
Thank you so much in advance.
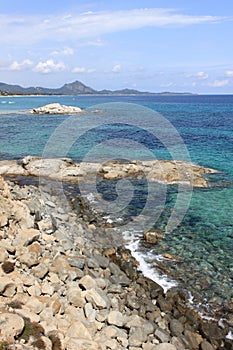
left=0, top=175, right=232, bottom=349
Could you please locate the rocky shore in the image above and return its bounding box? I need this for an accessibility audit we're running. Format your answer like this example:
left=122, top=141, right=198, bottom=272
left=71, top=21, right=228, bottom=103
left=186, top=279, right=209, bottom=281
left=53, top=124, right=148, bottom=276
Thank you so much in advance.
left=0, top=156, right=218, bottom=188
left=0, top=173, right=232, bottom=350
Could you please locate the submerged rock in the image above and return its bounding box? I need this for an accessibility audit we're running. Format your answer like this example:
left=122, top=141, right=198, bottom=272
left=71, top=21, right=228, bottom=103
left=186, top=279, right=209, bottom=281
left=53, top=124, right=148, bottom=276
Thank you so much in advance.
left=143, top=229, right=164, bottom=244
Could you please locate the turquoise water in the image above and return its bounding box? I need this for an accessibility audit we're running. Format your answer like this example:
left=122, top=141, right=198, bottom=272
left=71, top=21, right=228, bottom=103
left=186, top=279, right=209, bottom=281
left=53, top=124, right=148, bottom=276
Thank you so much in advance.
left=0, top=95, right=232, bottom=313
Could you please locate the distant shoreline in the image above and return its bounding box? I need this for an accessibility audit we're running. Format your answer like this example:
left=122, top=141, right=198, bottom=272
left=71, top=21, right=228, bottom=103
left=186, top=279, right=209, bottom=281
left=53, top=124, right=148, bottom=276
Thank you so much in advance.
left=0, top=93, right=197, bottom=97
left=2, top=93, right=233, bottom=97
left=0, top=79, right=197, bottom=97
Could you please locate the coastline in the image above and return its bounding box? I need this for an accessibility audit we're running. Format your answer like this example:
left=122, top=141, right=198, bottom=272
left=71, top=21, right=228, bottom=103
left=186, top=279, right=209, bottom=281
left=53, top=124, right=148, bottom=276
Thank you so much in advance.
left=0, top=156, right=218, bottom=188
left=0, top=172, right=232, bottom=349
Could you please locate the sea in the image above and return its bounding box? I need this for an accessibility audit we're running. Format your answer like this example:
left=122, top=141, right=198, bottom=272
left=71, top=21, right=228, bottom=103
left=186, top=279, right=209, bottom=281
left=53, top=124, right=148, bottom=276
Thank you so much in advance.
left=0, top=94, right=232, bottom=319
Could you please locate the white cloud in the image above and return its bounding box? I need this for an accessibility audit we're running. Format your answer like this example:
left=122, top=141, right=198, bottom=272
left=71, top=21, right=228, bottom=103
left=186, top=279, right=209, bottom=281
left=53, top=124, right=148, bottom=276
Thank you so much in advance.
left=84, top=39, right=104, bottom=47
left=62, top=47, right=74, bottom=55
left=160, top=82, right=175, bottom=87
left=0, top=9, right=226, bottom=45
left=51, top=47, right=74, bottom=56
left=112, top=64, right=121, bottom=73
left=33, top=59, right=66, bottom=74
left=186, top=71, right=209, bottom=80
left=72, top=67, right=96, bottom=73
left=226, top=70, right=233, bottom=77
left=208, top=79, right=229, bottom=87
left=8, top=59, right=33, bottom=71
left=195, top=71, right=209, bottom=80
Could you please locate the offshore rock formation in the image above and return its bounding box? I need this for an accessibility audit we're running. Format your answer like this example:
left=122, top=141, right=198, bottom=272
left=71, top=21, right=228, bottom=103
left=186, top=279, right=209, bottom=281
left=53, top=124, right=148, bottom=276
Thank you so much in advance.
left=31, top=103, right=82, bottom=114
left=0, top=156, right=217, bottom=188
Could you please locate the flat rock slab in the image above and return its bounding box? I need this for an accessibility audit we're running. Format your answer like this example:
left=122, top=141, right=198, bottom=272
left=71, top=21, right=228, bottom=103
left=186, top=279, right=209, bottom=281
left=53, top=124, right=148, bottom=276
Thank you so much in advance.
left=0, top=156, right=217, bottom=187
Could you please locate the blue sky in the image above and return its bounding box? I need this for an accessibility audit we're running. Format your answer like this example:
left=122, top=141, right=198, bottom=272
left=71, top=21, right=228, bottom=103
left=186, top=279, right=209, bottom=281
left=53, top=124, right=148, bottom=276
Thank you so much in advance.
left=1, top=0, right=233, bottom=93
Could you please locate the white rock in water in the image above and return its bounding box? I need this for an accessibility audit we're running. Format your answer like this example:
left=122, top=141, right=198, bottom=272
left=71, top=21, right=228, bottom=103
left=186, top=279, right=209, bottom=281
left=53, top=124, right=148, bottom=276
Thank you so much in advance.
left=31, top=103, right=82, bottom=114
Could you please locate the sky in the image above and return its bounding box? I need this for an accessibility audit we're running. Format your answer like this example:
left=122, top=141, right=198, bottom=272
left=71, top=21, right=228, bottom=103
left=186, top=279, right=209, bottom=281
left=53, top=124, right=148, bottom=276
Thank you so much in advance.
left=1, top=0, right=233, bottom=93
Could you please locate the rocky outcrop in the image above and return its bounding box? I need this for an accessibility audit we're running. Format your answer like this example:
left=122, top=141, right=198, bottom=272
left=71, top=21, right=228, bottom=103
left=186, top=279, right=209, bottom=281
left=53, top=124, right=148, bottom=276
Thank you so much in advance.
left=31, top=103, right=82, bottom=114
left=0, top=156, right=217, bottom=187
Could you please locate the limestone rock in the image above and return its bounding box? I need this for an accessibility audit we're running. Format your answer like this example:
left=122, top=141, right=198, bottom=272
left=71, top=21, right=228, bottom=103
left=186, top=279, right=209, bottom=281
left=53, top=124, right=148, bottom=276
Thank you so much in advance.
left=27, top=284, right=41, bottom=296
left=107, top=310, right=124, bottom=327
left=79, top=275, right=97, bottom=290
left=0, top=156, right=217, bottom=188
left=184, top=330, right=201, bottom=349
left=169, top=319, right=184, bottom=336
left=64, top=338, right=101, bottom=350
left=0, top=213, right=8, bottom=227
left=128, top=326, right=148, bottom=347
left=171, top=336, right=187, bottom=350
left=41, top=281, right=55, bottom=296
left=67, top=287, right=86, bottom=307
left=32, top=262, right=49, bottom=279
left=37, top=218, right=54, bottom=232
left=0, top=313, right=24, bottom=339
left=85, top=288, right=110, bottom=309
left=26, top=297, right=44, bottom=314
left=50, top=298, right=62, bottom=315
left=200, top=340, right=215, bottom=350
left=16, top=308, right=40, bottom=323
left=13, top=228, right=40, bottom=247
left=154, top=328, right=171, bottom=343
left=0, top=276, right=16, bottom=296
left=66, top=321, right=92, bottom=340
left=201, top=321, right=224, bottom=340
left=19, top=248, right=40, bottom=267
left=84, top=303, right=96, bottom=322
left=31, top=103, right=82, bottom=114
left=99, top=325, right=127, bottom=339
left=125, top=315, right=145, bottom=328
left=152, top=344, right=176, bottom=350
left=0, top=246, right=9, bottom=262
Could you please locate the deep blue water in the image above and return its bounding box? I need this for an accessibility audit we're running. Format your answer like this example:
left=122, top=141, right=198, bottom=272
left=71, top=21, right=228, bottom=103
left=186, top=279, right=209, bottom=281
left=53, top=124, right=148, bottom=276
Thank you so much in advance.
left=0, top=94, right=232, bottom=313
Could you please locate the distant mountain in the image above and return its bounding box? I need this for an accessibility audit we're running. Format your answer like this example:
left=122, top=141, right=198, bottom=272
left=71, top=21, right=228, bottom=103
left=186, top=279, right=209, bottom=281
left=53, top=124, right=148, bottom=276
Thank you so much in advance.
left=57, top=81, right=96, bottom=95
left=0, top=80, right=195, bottom=96
left=0, top=80, right=96, bottom=96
